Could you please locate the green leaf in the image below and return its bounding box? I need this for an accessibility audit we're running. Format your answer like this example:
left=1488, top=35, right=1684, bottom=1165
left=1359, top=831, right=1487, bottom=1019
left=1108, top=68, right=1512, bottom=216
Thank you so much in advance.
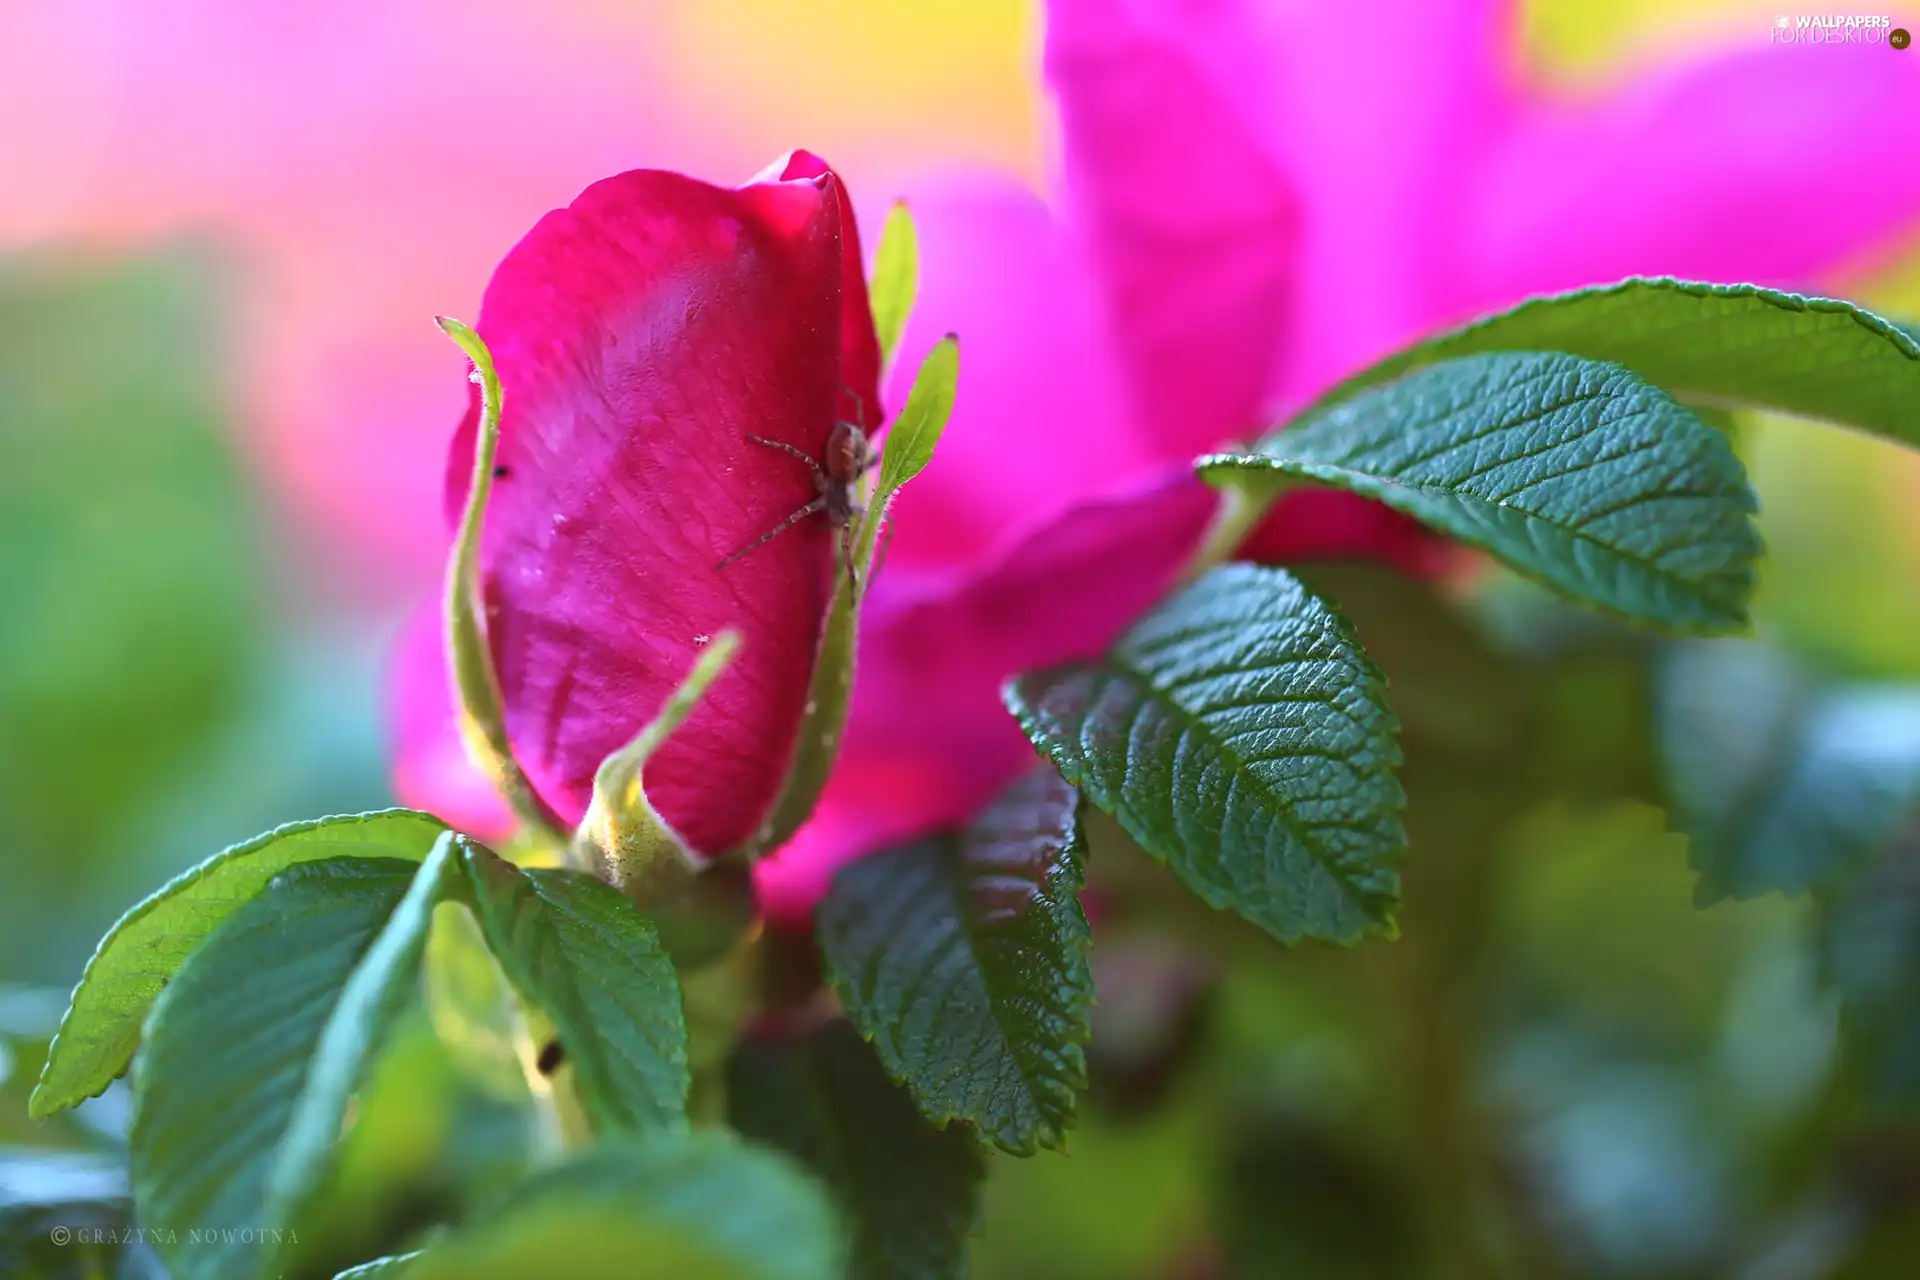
left=874, top=336, right=958, bottom=500
left=818, top=769, right=1092, bottom=1153
left=264, top=839, right=461, bottom=1232
left=130, top=852, right=450, bottom=1280
left=869, top=201, right=918, bottom=373
left=1314, top=277, right=1920, bottom=450
left=739, top=337, right=961, bottom=860
left=32, top=809, right=447, bottom=1118
left=436, top=316, right=551, bottom=836
left=728, top=1019, right=983, bottom=1279
left=457, top=845, right=689, bottom=1133
left=383, top=1133, right=843, bottom=1280
left=1661, top=641, right=1920, bottom=904
left=1004, top=563, right=1403, bottom=945
left=1201, top=352, right=1761, bottom=631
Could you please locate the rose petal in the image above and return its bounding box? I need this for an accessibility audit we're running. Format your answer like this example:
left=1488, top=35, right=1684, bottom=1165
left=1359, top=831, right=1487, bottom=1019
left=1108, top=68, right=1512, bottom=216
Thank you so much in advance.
left=875, top=175, right=1158, bottom=575
left=1237, top=487, right=1452, bottom=579
left=1045, top=0, right=1300, bottom=458
left=1455, top=43, right=1920, bottom=309
left=440, top=162, right=880, bottom=856
left=1214, top=0, right=1519, bottom=399
left=780, top=149, right=884, bottom=433
left=754, top=468, right=1218, bottom=921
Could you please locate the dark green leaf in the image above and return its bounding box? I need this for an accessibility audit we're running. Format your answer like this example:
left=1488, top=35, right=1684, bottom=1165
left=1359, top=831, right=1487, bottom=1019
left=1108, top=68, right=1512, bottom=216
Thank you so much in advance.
left=383, top=1133, right=842, bottom=1280
left=1202, top=352, right=1761, bottom=631
left=33, top=810, right=448, bottom=1118
left=1004, top=563, right=1403, bottom=945
left=1314, top=277, right=1920, bottom=450
left=457, top=846, right=689, bottom=1133
left=130, top=853, right=448, bottom=1280
left=818, top=769, right=1091, bottom=1153
left=1662, top=641, right=1920, bottom=904
left=729, top=1019, right=984, bottom=1279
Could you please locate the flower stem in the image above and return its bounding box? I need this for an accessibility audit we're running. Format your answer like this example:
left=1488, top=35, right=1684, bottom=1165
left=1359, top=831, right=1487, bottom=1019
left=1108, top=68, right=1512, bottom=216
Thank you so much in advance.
left=1175, top=482, right=1279, bottom=590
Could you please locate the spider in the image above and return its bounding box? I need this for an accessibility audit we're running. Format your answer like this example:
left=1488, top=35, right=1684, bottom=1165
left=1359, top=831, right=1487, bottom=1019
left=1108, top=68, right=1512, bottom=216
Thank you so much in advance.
left=717, top=393, right=876, bottom=591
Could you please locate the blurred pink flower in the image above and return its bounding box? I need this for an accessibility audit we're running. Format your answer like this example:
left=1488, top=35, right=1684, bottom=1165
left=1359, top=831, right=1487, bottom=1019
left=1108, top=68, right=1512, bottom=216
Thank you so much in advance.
left=392, top=154, right=880, bottom=856
left=747, top=0, right=1920, bottom=916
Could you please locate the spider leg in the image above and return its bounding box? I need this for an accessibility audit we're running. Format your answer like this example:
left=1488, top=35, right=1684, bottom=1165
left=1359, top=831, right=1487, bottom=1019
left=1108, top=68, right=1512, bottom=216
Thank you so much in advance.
left=716, top=497, right=828, bottom=570
left=841, top=386, right=866, bottom=429
left=744, top=433, right=826, bottom=477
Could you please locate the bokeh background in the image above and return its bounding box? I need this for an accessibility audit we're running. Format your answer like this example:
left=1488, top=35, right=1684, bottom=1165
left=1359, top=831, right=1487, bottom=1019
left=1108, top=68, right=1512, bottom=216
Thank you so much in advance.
left=5, top=1, right=1920, bottom=1276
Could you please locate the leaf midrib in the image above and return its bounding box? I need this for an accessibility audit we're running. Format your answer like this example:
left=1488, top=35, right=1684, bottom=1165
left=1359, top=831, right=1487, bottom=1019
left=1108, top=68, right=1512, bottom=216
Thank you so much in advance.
left=1100, top=646, right=1389, bottom=923
left=1223, top=454, right=1743, bottom=611
left=943, top=832, right=1075, bottom=1152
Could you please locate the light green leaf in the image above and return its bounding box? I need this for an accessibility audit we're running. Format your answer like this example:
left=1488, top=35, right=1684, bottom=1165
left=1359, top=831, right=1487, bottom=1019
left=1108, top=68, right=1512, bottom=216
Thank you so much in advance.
left=1004, top=563, right=1403, bottom=945
left=264, top=838, right=461, bottom=1232
left=740, top=338, right=960, bottom=860
left=386, top=1133, right=843, bottom=1280
left=130, top=854, right=444, bottom=1280
left=728, top=1019, right=983, bottom=1279
left=1661, top=640, right=1920, bottom=904
left=818, top=769, right=1092, bottom=1154
left=457, top=846, right=689, bottom=1133
left=873, top=335, right=958, bottom=500
left=1201, top=352, right=1761, bottom=631
left=869, top=201, right=918, bottom=373
left=436, top=316, right=551, bottom=835
left=1314, top=277, right=1920, bottom=450
left=32, top=809, right=447, bottom=1118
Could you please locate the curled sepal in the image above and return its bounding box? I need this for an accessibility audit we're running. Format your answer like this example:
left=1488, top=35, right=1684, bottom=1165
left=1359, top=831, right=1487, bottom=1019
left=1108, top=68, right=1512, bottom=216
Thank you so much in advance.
left=435, top=315, right=557, bottom=838
left=573, top=631, right=744, bottom=901
left=738, top=337, right=960, bottom=861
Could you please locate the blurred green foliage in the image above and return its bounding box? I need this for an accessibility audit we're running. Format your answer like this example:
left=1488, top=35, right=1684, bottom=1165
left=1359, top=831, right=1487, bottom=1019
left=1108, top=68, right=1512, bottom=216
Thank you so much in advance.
left=0, top=249, right=393, bottom=985
left=0, top=252, right=252, bottom=896
left=3, top=240, right=1920, bottom=1276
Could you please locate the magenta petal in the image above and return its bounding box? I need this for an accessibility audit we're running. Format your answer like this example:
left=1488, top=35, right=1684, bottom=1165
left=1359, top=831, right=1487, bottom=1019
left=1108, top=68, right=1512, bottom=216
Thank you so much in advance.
left=779, top=149, right=884, bottom=433
left=1457, top=45, right=1920, bottom=307
left=442, top=161, right=881, bottom=856
left=875, top=175, right=1158, bottom=574
left=387, top=603, right=517, bottom=844
left=1045, top=0, right=1301, bottom=458
left=1237, top=488, right=1452, bottom=579
left=754, top=469, right=1219, bottom=921
left=1244, top=0, right=1518, bottom=399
